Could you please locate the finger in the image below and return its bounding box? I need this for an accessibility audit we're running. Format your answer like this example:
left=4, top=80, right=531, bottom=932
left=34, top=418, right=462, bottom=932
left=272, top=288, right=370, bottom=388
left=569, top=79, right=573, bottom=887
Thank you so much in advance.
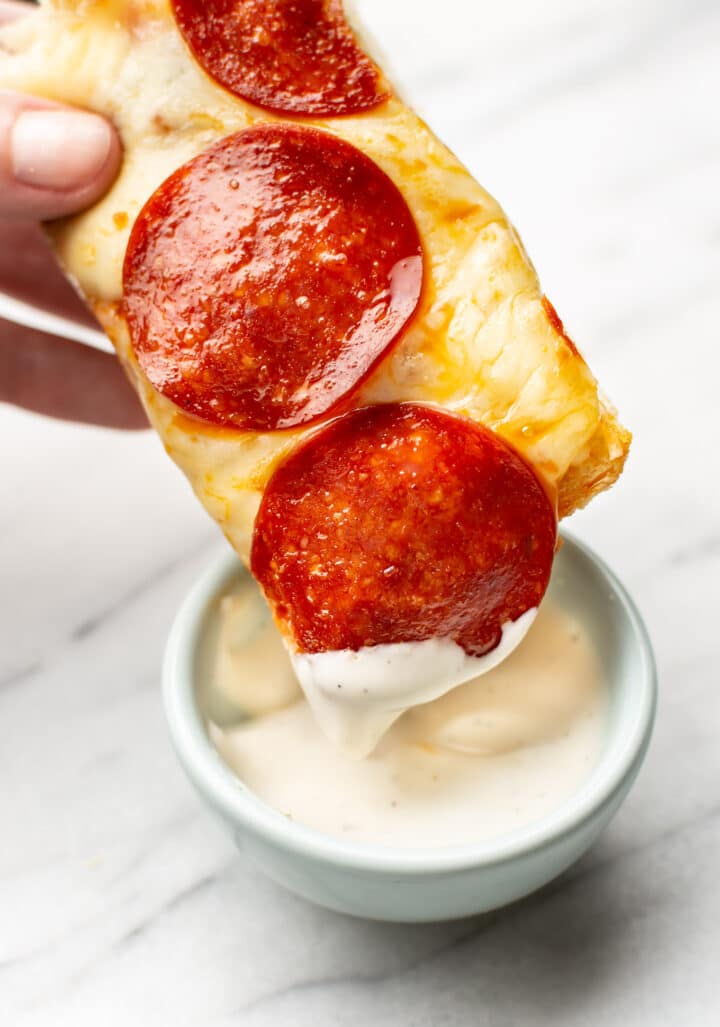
left=0, top=317, right=148, bottom=429
left=0, top=219, right=98, bottom=325
left=0, top=90, right=122, bottom=221
left=0, top=1, right=28, bottom=27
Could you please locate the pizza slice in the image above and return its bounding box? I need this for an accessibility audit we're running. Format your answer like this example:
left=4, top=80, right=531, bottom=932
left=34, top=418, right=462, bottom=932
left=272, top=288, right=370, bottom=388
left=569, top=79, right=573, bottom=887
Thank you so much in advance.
left=0, top=0, right=630, bottom=753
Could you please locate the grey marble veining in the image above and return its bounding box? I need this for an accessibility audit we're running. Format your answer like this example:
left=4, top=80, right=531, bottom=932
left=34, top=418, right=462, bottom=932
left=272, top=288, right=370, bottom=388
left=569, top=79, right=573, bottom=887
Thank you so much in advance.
left=1, top=0, right=719, bottom=1022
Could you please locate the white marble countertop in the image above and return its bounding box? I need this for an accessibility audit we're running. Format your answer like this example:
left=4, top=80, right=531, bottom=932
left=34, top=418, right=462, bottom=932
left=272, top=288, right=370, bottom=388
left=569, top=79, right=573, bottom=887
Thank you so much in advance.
left=2, top=0, right=719, bottom=1022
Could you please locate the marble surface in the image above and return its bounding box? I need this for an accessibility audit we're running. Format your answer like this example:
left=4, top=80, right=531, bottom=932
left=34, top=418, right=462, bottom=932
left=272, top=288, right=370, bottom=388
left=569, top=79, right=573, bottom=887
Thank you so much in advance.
left=1, top=0, right=719, bottom=1022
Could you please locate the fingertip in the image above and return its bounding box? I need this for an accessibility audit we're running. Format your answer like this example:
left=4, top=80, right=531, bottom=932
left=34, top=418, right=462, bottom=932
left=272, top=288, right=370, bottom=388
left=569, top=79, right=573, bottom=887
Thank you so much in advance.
left=0, top=94, right=122, bottom=221
left=0, top=1, right=30, bottom=27
left=12, top=108, right=115, bottom=189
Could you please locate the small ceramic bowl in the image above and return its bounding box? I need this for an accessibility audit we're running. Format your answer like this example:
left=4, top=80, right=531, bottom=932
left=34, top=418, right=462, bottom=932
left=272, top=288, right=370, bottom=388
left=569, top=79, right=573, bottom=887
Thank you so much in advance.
left=163, top=533, right=657, bottom=923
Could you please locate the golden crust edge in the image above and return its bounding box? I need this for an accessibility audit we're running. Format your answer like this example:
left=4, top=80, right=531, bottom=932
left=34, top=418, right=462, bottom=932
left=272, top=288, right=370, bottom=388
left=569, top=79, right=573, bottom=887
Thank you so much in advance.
left=557, top=406, right=631, bottom=518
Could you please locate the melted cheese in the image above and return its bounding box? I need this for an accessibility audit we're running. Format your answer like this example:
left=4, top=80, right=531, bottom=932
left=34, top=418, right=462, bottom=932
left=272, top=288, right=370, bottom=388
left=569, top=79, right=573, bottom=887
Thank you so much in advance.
left=0, top=0, right=628, bottom=565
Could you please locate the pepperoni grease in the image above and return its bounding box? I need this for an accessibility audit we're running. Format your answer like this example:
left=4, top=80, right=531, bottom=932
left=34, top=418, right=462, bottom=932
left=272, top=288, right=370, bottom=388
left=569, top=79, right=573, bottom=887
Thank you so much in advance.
left=251, top=403, right=558, bottom=656
left=171, top=0, right=389, bottom=116
left=123, top=125, right=423, bottom=431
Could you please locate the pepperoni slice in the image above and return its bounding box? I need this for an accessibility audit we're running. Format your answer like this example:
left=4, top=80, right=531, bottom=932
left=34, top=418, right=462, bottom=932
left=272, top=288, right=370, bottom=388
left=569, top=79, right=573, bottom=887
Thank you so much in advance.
left=171, top=0, right=389, bottom=117
left=251, top=404, right=557, bottom=656
left=123, top=125, right=423, bottom=431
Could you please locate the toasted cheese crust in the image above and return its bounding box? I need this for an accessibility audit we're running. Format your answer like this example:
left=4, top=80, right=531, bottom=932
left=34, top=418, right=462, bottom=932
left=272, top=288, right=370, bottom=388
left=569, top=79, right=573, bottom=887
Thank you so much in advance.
left=0, top=0, right=629, bottom=561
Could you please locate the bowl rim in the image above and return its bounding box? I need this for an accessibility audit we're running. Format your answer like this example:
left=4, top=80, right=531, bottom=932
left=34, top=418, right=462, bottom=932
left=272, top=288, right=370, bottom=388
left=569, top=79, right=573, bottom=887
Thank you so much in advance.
left=163, top=531, right=657, bottom=875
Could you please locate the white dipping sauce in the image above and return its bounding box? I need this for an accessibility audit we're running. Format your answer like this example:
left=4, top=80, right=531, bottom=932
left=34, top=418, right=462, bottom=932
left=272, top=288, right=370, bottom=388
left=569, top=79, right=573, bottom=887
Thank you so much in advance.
left=206, top=578, right=608, bottom=849
left=291, top=609, right=537, bottom=759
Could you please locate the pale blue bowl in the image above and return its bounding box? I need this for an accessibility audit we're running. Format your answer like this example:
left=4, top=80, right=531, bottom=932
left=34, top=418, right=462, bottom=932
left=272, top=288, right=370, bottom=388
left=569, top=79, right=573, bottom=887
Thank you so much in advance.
left=163, top=532, right=657, bottom=922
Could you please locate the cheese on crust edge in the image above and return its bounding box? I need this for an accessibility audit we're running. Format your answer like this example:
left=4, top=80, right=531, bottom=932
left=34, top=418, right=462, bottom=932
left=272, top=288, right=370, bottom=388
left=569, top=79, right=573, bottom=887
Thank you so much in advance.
left=0, top=0, right=630, bottom=562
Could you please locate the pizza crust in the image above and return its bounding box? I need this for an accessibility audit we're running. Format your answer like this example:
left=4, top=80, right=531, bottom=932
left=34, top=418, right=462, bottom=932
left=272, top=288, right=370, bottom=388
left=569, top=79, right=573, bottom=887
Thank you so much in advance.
left=0, top=0, right=630, bottom=554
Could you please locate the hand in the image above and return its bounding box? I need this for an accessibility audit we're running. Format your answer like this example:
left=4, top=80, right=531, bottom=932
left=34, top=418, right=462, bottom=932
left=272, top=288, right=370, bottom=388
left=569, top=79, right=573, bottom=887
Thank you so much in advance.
left=0, top=0, right=147, bottom=429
